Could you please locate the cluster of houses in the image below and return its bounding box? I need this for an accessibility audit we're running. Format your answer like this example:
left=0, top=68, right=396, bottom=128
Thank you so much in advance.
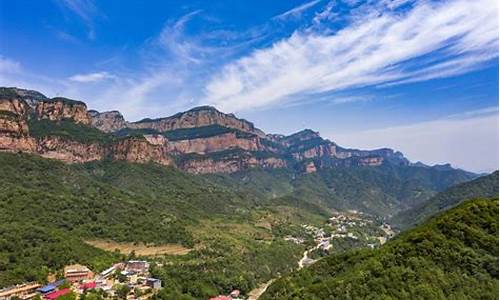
left=0, top=261, right=162, bottom=300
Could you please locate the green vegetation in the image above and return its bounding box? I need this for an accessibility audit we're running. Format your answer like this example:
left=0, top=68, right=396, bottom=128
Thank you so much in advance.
left=262, top=199, right=499, bottom=300
left=28, top=119, right=114, bottom=144
left=0, top=223, right=118, bottom=287
left=392, top=171, right=499, bottom=229
left=163, top=124, right=244, bottom=141
left=0, top=153, right=317, bottom=290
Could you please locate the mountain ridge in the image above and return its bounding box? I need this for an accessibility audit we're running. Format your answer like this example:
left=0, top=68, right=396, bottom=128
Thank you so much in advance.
left=0, top=87, right=474, bottom=177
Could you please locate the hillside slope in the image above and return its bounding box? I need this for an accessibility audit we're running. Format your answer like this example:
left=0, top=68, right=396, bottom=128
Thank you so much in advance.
left=262, top=198, right=499, bottom=300
left=392, top=171, right=499, bottom=229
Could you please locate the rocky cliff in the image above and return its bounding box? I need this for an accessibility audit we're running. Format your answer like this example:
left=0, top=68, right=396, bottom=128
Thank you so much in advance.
left=37, top=136, right=105, bottom=163
left=128, top=106, right=266, bottom=137
left=167, top=132, right=262, bottom=155
left=89, top=110, right=127, bottom=132
left=178, top=151, right=287, bottom=174
left=110, top=137, right=172, bottom=166
left=0, top=86, right=419, bottom=174
left=35, top=98, right=91, bottom=125
left=0, top=97, right=37, bottom=152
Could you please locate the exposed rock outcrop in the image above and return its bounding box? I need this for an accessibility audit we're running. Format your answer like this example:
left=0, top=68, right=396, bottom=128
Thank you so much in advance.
left=37, top=136, right=105, bottom=163
left=128, top=106, right=266, bottom=137
left=36, top=98, right=91, bottom=125
left=0, top=98, right=36, bottom=152
left=179, top=153, right=287, bottom=174
left=167, top=132, right=262, bottom=155
left=89, top=110, right=127, bottom=132
left=110, top=137, right=173, bottom=166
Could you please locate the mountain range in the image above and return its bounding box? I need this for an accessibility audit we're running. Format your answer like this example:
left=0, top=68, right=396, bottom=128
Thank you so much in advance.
left=0, top=86, right=478, bottom=216
left=0, top=86, right=498, bottom=299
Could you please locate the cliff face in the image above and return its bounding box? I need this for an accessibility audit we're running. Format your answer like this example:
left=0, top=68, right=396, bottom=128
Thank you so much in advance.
left=36, top=98, right=91, bottom=125
left=179, top=154, right=287, bottom=174
left=128, top=106, right=266, bottom=137
left=0, top=86, right=415, bottom=174
left=0, top=98, right=37, bottom=152
left=110, top=137, right=173, bottom=166
left=89, top=110, right=127, bottom=132
left=37, top=136, right=105, bottom=163
left=167, top=132, right=262, bottom=155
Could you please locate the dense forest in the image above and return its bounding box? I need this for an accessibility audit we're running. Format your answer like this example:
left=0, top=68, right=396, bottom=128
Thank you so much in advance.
left=392, top=171, right=499, bottom=229
left=0, top=151, right=494, bottom=298
left=262, top=198, right=499, bottom=300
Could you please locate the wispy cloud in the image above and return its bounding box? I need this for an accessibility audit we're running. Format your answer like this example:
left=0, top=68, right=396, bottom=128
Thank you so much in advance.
left=203, top=0, right=498, bottom=112
left=0, top=56, right=21, bottom=74
left=56, top=0, right=102, bottom=39
left=274, top=0, right=322, bottom=20
left=68, top=71, right=115, bottom=82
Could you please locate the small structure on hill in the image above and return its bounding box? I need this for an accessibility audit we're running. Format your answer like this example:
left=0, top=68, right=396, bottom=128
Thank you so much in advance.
left=64, top=264, right=94, bottom=282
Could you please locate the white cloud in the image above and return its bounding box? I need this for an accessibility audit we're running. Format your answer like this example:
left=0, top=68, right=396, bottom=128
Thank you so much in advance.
left=332, top=112, right=499, bottom=173
left=0, top=56, right=21, bottom=74
left=68, top=71, right=115, bottom=82
left=274, top=0, right=322, bottom=20
left=56, top=0, right=102, bottom=39
left=203, top=0, right=499, bottom=112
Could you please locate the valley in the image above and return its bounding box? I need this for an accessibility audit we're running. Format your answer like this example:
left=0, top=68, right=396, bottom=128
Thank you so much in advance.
left=0, top=87, right=497, bottom=300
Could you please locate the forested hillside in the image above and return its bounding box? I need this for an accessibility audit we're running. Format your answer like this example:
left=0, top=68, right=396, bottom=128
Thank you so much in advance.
left=262, top=199, right=499, bottom=300
left=392, top=171, right=499, bottom=229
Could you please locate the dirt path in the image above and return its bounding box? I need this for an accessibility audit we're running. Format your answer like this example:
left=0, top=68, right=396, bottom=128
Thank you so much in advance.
left=86, top=240, right=192, bottom=256
left=247, top=279, right=275, bottom=300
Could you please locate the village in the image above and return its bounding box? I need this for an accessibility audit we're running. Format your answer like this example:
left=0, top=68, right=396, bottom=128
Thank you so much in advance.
left=0, top=260, right=162, bottom=300
left=286, top=210, right=396, bottom=268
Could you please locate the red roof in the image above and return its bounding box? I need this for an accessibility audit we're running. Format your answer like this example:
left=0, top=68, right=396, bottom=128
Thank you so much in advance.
left=45, top=288, right=71, bottom=300
left=208, top=296, right=231, bottom=300
left=81, top=282, right=96, bottom=290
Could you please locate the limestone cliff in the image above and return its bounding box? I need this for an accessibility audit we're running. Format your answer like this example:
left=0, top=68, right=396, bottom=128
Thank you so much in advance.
left=0, top=97, right=36, bottom=152
left=110, top=137, right=173, bottom=166
left=89, top=110, right=127, bottom=132
left=36, top=98, right=91, bottom=125
left=167, top=132, right=262, bottom=155
left=128, top=106, right=266, bottom=137
left=179, top=152, right=287, bottom=174
left=37, top=136, right=105, bottom=163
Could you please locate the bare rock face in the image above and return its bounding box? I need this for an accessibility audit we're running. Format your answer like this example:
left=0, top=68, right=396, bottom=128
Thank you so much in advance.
left=179, top=154, right=287, bottom=174
left=89, top=110, right=127, bottom=132
left=358, top=156, right=384, bottom=166
left=0, top=98, right=36, bottom=152
left=167, top=132, right=262, bottom=155
left=129, top=106, right=266, bottom=137
left=37, top=136, right=105, bottom=163
left=36, top=98, right=91, bottom=125
left=304, top=161, right=317, bottom=173
left=292, top=143, right=337, bottom=161
left=110, top=137, right=173, bottom=166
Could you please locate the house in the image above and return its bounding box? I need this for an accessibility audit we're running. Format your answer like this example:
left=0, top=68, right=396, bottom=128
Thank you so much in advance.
left=100, top=266, right=116, bottom=278
left=44, top=288, right=71, bottom=300
left=80, top=281, right=96, bottom=290
left=64, top=264, right=94, bottom=282
left=126, top=261, right=149, bottom=274
left=145, top=278, right=161, bottom=290
left=0, top=283, right=41, bottom=300
left=37, top=284, right=56, bottom=295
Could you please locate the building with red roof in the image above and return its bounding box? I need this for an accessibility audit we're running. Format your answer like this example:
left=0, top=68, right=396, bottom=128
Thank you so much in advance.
left=44, top=288, right=71, bottom=300
left=81, top=282, right=96, bottom=290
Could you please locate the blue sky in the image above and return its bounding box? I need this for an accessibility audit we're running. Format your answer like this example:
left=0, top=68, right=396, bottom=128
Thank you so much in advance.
left=0, top=0, right=498, bottom=172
